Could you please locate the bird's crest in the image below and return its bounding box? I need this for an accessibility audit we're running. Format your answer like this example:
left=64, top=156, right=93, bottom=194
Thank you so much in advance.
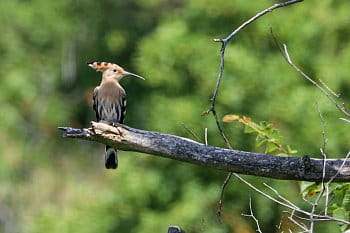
left=87, top=61, right=123, bottom=72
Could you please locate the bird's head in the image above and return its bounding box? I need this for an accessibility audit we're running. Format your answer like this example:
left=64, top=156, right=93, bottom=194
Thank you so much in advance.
left=87, top=61, right=144, bottom=81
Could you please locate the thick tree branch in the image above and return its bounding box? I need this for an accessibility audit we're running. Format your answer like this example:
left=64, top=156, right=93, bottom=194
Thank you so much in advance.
left=59, top=122, right=350, bottom=182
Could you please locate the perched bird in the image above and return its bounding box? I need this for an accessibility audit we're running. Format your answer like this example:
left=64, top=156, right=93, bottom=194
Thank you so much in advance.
left=87, top=61, right=145, bottom=169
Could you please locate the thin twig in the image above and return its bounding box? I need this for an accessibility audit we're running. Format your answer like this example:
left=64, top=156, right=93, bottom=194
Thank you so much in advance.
left=206, top=0, right=303, bottom=116
left=217, top=172, right=233, bottom=223
left=274, top=40, right=350, bottom=117
left=340, top=118, right=350, bottom=123
left=288, top=215, right=308, bottom=232
left=204, top=128, right=208, bottom=146
left=317, top=103, right=328, bottom=155
left=276, top=219, right=283, bottom=230
left=319, top=79, right=340, bottom=98
left=327, top=151, right=350, bottom=185
left=324, top=150, right=350, bottom=215
left=263, top=183, right=300, bottom=210
left=181, top=123, right=201, bottom=142
left=241, top=196, right=263, bottom=233
left=234, top=173, right=350, bottom=225
left=207, top=0, right=302, bottom=224
left=309, top=104, right=328, bottom=233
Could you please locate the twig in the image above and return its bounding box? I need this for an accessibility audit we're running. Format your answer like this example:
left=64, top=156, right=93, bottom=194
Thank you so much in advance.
left=310, top=148, right=327, bottom=223
left=340, top=118, right=350, bottom=123
left=204, top=128, right=208, bottom=146
left=327, top=151, right=350, bottom=185
left=181, top=123, right=201, bottom=142
left=263, top=183, right=300, bottom=210
left=309, top=104, right=328, bottom=233
left=324, top=150, right=350, bottom=215
left=234, top=173, right=350, bottom=225
left=284, top=210, right=348, bottom=223
left=206, top=0, right=302, bottom=116
left=276, top=219, right=283, bottom=231
left=317, top=103, right=328, bottom=155
left=272, top=35, right=350, bottom=117
left=319, top=79, right=340, bottom=98
left=206, top=0, right=303, bottom=224
left=283, top=43, right=350, bottom=118
left=217, top=172, right=233, bottom=223
left=287, top=211, right=308, bottom=232
left=242, top=196, right=263, bottom=233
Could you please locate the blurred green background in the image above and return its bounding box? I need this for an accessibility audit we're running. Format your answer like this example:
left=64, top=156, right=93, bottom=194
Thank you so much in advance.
left=0, top=0, right=349, bottom=232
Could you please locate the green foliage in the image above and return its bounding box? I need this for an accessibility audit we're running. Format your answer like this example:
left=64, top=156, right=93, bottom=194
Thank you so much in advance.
left=223, top=114, right=297, bottom=155
left=0, top=0, right=350, bottom=233
left=300, top=182, right=350, bottom=231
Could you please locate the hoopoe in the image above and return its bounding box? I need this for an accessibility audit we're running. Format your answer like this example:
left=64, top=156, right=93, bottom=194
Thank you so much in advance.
left=87, top=61, right=144, bottom=169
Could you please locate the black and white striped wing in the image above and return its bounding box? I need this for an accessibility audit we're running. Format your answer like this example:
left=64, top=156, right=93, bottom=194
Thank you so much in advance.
left=118, top=92, right=126, bottom=124
left=92, top=87, right=100, bottom=121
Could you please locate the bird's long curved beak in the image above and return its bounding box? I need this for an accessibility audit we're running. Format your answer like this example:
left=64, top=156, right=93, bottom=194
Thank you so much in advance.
left=124, top=71, right=145, bottom=80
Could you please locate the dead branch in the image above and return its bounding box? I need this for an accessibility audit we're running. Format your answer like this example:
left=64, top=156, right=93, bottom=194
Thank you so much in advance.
left=59, top=122, right=350, bottom=182
left=270, top=31, right=350, bottom=118
left=206, top=1, right=303, bottom=222
left=241, top=197, right=262, bottom=233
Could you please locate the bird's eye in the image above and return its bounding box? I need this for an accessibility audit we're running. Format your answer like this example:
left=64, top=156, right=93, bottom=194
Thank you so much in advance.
left=113, top=69, right=117, bottom=72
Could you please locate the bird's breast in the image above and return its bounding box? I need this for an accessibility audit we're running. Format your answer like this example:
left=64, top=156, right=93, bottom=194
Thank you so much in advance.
left=95, top=81, right=125, bottom=123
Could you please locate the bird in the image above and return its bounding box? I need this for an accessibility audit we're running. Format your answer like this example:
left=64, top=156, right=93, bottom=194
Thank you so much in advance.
left=87, top=61, right=145, bottom=169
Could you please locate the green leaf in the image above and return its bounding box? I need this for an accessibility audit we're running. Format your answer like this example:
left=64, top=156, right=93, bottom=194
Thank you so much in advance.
left=287, top=145, right=298, bottom=154
left=299, top=181, right=321, bottom=198
left=256, top=135, right=266, bottom=147
left=333, top=207, right=346, bottom=220
left=335, top=189, right=346, bottom=207
left=244, top=125, right=256, bottom=134
left=327, top=204, right=340, bottom=214
left=266, top=142, right=278, bottom=153
left=333, top=207, right=349, bottom=232
left=343, top=189, right=350, bottom=211
left=259, top=121, right=268, bottom=130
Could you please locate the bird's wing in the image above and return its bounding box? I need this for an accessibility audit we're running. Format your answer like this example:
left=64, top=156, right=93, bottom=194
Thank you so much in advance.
left=92, top=87, right=100, bottom=121
left=118, top=91, right=126, bottom=124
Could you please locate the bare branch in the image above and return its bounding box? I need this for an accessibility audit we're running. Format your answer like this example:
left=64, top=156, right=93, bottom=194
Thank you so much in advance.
left=327, top=151, right=350, bottom=184
left=235, top=174, right=350, bottom=225
left=287, top=212, right=308, bottom=232
left=217, top=172, right=233, bottom=223
left=280, top=43, right=350, bottom=117
left=214, top=0, right=303, bottom=44
left=59, top=122, right=350, bottom=182
left=204, top=0, right=302, bottom=225
left=263, top=183, right=300, bottom=210
left=319, top=79, right=340, bottom=98
left=204, top=0, right=302, bottom=147
left=181, top=123, right=201, bottom=142
left=340, top=118, right=350, bottom=123
left=309, top=104, right=328, bottom=232
left=202, top=3, right=303, bottom=228
left=204, top=128, right=208, bottom=146
left=205, top=0, right=303, bottom=118
left=242, top=197, right=263, bottom=233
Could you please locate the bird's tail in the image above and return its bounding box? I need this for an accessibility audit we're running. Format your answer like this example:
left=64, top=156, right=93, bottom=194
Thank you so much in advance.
left=105, top=145, right=118, bottom=169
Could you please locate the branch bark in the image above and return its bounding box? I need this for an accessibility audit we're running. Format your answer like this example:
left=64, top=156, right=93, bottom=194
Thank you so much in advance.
left=58, top=122, right=350, bottom=182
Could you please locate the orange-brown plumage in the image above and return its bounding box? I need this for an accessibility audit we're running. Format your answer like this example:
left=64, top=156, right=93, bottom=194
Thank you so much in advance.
left=87, top=61, right=144, bottom=169
left=87, top=61, right=124, bottom=73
